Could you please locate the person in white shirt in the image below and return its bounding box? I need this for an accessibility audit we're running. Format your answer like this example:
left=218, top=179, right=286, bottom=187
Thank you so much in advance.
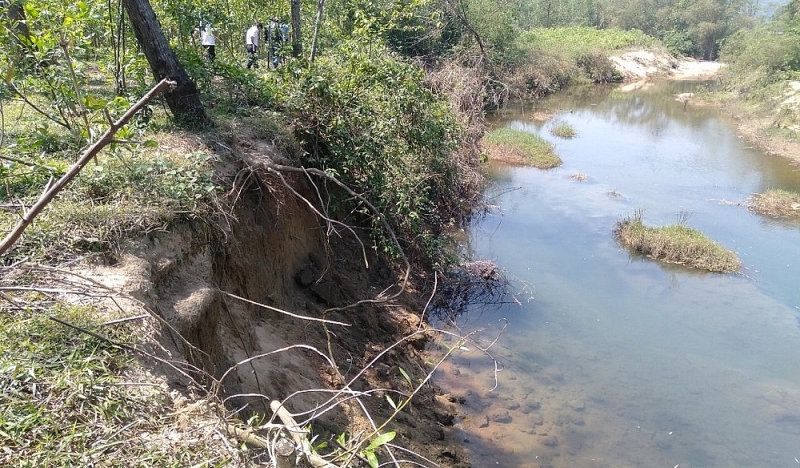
left=201, top=23, right=216, bottom=61
left=246, top=22, right=263, bottom=69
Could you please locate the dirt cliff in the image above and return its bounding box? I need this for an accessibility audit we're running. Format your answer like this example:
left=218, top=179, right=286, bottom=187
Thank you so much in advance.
left=81, top=130, right=470, bottom=466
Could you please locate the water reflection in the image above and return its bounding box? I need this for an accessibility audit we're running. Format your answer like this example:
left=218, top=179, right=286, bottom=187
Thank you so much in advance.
left=435, top=81, right=800, bottom=467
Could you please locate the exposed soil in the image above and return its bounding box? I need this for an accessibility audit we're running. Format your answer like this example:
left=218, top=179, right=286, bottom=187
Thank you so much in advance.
left=76, top=129, right=470, bottom=467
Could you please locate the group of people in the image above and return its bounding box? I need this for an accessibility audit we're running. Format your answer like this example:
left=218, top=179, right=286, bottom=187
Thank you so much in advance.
left=245, top=17, right=290, bottom=69
left=193, top=17, right=290, bottom=70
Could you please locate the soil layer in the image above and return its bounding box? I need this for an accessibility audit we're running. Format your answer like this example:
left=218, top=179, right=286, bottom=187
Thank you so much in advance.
left=81, top=135, right=470, bottom=466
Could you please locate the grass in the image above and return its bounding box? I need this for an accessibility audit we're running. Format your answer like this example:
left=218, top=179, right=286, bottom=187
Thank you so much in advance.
left=0, top=125, right=222, bottom=264
left=749, top=188, right=800, bottom=218
left=483, top=127, right=562, bottom=169
left=571, top=171, right=588, bottom=181
left=613, top=210, right=741, bottom=273
left=0, top=301, right=247, bottom=467
left=518, top=27, right=659, bottom=58
left=550, top=120, right=577, bottom=139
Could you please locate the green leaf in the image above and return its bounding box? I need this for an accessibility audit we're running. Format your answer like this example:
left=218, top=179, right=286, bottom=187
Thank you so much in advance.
left=398, top=367, right=412, bottom=387
left=385, top=394, right=396, bottom=410
left=365, top=431, right=395, bottom=452
left=84, top=95, right=107, bottom=110
left=365, top=450, right=379, bottom=468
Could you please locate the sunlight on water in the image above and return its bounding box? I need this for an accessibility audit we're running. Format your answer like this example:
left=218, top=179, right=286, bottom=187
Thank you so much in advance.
left=435, top=81, right=800, bottom=467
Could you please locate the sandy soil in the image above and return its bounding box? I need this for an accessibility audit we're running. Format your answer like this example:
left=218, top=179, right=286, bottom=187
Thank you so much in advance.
left=610, top=49, right=726, bottom=82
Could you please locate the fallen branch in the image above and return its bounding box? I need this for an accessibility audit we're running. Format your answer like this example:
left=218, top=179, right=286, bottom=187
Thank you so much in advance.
left=271, top=400, right=337, bottom=468
left=0, top=78, right=175, bottom=256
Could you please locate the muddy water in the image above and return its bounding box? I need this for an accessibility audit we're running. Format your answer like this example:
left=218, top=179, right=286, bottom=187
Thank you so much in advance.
left=434, top=81, right=800, bottom=467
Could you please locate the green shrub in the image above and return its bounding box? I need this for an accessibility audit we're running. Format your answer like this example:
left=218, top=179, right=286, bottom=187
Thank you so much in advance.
left=497, top=27, right=657, bottom=98
left=518, top=27, right=658, bottom=59
left=721, top=27, right=800, bottom=83
left=550, top=120, right=577, bottom=138
left=274, top=41, right=473, bottom=266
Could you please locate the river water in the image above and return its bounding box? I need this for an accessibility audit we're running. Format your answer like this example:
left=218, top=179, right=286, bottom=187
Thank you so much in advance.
left=434, top=81, right=800, bottom=467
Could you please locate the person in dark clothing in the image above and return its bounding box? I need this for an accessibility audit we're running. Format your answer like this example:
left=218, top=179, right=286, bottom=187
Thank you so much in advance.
left=267, top=17, right=289, bottom=68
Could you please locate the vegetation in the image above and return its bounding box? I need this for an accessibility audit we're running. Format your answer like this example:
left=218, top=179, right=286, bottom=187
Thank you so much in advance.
left=273, top=41, right=479, bottom=264
left=0, top=302, right=248, bottom=466
left=718, top=0, right=800, bottom=134
left=1, top=0, right=485, bottom=465
left=489, top=26, right=662, bottom=102
left=550, top=119, right=577, bottom=138
left=614, top=210, right=741, bottom=273
left=484, top=127, right=562, bottom=168
left=0, top=0, right=791, bottom=463
left=749, top=189, right=800, bottom=219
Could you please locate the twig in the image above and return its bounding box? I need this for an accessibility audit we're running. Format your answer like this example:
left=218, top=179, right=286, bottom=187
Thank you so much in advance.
left=418, top=271, right=437, bottom=331
left=219, top=290, right=350, bottom=326
left=101, top=314, right=150, bottom=326
left=215, top=344, right=335, bottom=397
left=270, top=400, right=337, bottom=468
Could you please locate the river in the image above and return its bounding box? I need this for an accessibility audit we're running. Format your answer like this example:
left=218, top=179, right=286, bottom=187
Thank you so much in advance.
left=433, top=80, right=800, bottom=467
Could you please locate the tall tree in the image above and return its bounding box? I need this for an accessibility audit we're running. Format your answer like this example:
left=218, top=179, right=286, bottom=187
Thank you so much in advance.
left=120, top=0, right=207, bottom=125
left=291, top=0, right=302, bottom=57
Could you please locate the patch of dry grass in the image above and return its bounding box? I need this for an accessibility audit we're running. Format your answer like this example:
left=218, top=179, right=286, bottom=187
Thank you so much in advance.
left=571, top=171, right=588, bottom=181
left=749, top=189, right=800, bottom=219
left=613, top=210, right=741, bottom=273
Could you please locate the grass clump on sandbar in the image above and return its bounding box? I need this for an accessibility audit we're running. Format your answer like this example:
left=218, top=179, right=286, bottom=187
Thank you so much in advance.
left=748, top=189, right=800, bottom=219
left=550, top=120, right=577, bottom=139
left=483, top=127, right=562, bottom=169
left=613, top=210, right=741, bottom=273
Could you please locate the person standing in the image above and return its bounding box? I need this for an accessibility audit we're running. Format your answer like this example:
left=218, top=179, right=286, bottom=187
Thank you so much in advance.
left=267, top=17, right=290, bottom=68
left=245, top=22, right=263, bottom=69
left=201, top=23, right=216, bottom=61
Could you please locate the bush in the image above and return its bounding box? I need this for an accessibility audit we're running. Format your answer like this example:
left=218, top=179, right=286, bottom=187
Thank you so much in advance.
left=495, top=27, right=657, bottom=100
left=275, top=41, right=475, bottom=266
left=518, top=27, right=658, bottom=58
left=720, top=26, right=800, bottom=87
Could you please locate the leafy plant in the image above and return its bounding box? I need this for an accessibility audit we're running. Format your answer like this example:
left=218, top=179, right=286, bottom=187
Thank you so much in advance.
left=550, top=120, right=577, bottom=138
left=276, top=40, right=472, bottom=266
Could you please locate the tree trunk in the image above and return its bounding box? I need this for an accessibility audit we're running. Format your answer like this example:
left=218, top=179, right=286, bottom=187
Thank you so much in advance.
left=120, top=0, right=207, bottom=126
left=310, top=0, right=325, bottom=62
left=290, top=0, right=302, bottom=58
